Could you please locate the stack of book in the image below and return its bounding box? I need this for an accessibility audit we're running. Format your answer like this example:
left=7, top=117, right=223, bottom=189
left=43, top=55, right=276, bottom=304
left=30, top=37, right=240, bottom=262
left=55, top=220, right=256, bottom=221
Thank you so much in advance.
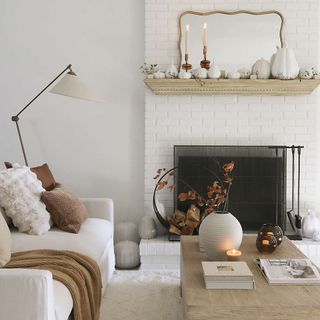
left=202, top=261, right=255, bottom=289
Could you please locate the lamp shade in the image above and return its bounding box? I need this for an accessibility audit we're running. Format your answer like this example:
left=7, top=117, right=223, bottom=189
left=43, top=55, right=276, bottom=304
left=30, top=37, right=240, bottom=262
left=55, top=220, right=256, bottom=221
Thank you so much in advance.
left=50, top=72, right=104, bottom=102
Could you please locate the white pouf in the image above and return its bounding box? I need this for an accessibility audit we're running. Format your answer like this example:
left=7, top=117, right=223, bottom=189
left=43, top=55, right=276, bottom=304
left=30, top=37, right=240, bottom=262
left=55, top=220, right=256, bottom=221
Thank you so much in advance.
left=138, top=215, right=157, bottom=239
left=115, top=241, right=140, bottom=269
left=115, top=222, right=140, bottom=244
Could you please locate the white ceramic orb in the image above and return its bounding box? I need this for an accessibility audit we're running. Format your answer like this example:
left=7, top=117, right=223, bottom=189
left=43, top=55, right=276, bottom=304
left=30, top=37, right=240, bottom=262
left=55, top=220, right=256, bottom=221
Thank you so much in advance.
left=115, top=241, right=140, bottom=269
left=227, top=70, right=241, bottom=79
left=199, top=212, right=243, bottom=261
left=153, top=71, right=165, bottom=79
left=115, top=222, right=140, bottom=244
left=138, top=215, right=157, bottom=239
left=165, top=63, right=178, bottom=79
left=178, top=70, right=192, bottom=79
left=208, top=66, right=221, bottom=79
left=192, top=68, right=208, bottom=79
left=238, top=68, right=251, bottom=79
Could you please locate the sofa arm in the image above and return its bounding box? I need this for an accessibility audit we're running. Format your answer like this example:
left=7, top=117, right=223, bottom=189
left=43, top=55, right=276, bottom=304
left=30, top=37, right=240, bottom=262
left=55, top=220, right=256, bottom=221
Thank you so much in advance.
left=81, top=198, right=114, bottom=223
left=0, top=269, right=55, bottom=320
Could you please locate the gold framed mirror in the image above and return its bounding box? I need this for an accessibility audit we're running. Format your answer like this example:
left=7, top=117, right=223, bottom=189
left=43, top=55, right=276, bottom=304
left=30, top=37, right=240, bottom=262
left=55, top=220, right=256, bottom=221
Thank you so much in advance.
left=179, top=10, right=285, bottom=71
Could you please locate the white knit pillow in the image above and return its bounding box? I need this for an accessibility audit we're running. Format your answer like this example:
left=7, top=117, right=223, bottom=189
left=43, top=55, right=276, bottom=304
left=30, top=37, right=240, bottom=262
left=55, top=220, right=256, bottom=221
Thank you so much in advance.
left=0, top=165, right=50, bottom=235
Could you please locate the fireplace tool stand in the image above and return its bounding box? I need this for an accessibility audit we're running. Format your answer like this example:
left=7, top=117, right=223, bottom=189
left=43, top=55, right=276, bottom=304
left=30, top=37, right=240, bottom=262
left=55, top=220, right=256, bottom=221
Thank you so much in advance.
left=286, top=145, right=303, bottom=240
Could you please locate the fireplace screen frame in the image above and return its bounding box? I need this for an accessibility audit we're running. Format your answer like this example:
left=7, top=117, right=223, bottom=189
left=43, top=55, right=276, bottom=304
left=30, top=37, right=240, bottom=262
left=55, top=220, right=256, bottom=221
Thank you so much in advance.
left=174, top=145, right=287, bottom=233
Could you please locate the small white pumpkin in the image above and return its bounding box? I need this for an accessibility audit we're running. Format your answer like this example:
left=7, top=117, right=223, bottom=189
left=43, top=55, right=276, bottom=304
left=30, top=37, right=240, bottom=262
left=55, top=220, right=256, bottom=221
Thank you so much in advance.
left=153, top=71, right=165, bottom=79
left=252, top=58, right=271, bottom=79
left=165, top=63, right=178, bottom=79
left=299, top=68, right=313, bottom=79
left=192, top=68, right=207, bottom=79
left=238, top=68, right=251, bottom=79
left=178, top=70, right=192, bottom=79
left=227, top=70, right=241, bottom=79
left=208, top=66, right=221, bottom=79
left=271, top=44, right=299, bottom=80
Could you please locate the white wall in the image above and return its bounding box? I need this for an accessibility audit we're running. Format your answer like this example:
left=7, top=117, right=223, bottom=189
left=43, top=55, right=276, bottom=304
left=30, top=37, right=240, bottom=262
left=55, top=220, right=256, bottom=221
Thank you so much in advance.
left=0, top=1, right=145, bottom=224
left=144, top=0, right=320, bottom=226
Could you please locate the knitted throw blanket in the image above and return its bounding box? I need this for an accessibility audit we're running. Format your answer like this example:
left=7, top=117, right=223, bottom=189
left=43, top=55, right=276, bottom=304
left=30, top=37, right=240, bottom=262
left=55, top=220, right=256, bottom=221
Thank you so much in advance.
left=5, top=250, right=102, bottom=320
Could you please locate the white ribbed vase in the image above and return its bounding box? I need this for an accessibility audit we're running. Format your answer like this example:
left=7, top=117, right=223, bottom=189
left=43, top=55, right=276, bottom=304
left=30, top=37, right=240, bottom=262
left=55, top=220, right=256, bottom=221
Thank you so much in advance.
left=199, top=211, right=243, bottom=260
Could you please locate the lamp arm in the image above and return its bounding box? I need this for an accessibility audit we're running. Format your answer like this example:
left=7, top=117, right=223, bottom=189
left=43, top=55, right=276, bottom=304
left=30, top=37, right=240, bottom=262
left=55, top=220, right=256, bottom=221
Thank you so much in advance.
left=12, top=64, right=72, bottom=119
left=11, top=64, right=73, bottom=166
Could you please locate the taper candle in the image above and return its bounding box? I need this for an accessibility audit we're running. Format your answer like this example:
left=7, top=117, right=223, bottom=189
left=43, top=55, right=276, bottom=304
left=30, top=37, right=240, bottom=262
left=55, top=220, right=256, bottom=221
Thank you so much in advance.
left=185, top=24, right=189, bottom=54
left=202, top=23, right=208, bottom=47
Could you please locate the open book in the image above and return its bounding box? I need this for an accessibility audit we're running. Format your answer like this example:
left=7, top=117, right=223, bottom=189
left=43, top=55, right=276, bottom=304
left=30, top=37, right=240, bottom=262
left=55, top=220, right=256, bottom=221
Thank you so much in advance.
left=255, top=258, right=320, bottom=285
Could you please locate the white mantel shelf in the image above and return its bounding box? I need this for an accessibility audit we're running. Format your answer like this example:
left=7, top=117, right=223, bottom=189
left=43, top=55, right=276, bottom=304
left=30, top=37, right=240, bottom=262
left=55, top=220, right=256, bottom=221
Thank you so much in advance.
left=144, top=78, right=320, bottom=96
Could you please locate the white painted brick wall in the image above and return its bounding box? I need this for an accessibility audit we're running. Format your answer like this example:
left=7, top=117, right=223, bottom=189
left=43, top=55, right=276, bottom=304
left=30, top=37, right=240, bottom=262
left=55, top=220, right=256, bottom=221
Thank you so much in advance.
left=144, top=0, right=320, bottom=228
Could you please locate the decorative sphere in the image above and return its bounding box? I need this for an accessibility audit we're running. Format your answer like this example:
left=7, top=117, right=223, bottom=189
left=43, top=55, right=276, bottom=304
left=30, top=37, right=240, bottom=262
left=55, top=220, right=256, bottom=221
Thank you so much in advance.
left=256, top=233, right=277, bottom=253
left=258, top=224, right=283, bottom=246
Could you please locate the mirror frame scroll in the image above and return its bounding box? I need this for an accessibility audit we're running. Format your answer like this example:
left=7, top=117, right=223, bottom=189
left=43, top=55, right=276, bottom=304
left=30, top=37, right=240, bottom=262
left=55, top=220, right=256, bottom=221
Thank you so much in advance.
left=178, top=10, right=285, bottom=71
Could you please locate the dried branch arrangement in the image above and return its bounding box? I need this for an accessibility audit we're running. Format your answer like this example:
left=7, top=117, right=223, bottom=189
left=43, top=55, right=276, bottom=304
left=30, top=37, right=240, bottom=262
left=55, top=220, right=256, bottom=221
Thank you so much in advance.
left=153, top=161, right=235, bottom=236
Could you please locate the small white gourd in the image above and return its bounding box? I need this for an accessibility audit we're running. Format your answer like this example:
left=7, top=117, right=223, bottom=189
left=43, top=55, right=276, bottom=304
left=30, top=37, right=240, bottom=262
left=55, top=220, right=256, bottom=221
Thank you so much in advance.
left=208, top=66, right=221, bottom=79
left=271, top=44, right=299, bottom=80
left=227, top=70, right=241, bottom=80
left=238, top=68, right=251, bottom=79
left=252, top=58, right=271, bottom=79
left=153, top=71, right=165, bottom=79
left=165, top=62, right=178, bottom=79
left=192, top=68, right=207, bottom=79
left=178, top=70, right=192, bottom=79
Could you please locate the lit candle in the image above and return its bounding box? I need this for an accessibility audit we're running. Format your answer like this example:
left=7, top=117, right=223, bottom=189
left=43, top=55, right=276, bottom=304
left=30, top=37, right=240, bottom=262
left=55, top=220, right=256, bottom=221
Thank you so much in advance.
left=226, top=249, right=242, bottom=261
left=185, top=24, right=189, bottom=55
left=202, top=23, right=208, bottom=47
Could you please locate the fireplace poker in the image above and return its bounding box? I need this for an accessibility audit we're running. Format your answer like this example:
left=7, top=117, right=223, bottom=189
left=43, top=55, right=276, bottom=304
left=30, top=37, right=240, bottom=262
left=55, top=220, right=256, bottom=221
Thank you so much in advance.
left=286, top=146, right=296, bottom=232
left=295, top=146, right=302, bottom=236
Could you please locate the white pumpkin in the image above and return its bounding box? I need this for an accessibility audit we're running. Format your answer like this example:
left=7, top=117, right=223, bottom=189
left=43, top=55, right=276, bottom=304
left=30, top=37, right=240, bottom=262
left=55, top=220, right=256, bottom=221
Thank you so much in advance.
left=227, top=70, right=241, bottom=79
left=208, top=66, right=221, bottom=79
left=252, top=58, right=271, bottom=79
left=238, top=68, right=251, bottom=79
left=271, top=44, right=299, bottom=80
left=153, top=71, right=165, bottom=79
left=178, top=70, right=192, bottom=79
left=165, top=63, right=178, bottom=79
left=192, top=68, right=207, bottom=79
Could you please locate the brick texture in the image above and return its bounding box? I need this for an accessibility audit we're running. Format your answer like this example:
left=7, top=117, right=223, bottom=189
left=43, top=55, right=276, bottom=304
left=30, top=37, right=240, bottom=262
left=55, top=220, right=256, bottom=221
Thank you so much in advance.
left=144, top=0, right=320, bottom=225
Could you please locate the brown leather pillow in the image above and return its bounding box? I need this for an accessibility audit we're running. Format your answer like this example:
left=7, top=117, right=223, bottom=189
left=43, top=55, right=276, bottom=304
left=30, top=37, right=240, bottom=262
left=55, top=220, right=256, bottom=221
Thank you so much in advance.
left=41, top=186, right=88, bottom=233
left=4, top=162, right=56, bottom=191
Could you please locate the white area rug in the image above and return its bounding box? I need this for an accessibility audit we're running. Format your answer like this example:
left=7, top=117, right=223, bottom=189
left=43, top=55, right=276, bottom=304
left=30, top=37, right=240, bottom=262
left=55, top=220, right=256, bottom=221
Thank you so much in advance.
left=100, top=270, right=183, bottom=320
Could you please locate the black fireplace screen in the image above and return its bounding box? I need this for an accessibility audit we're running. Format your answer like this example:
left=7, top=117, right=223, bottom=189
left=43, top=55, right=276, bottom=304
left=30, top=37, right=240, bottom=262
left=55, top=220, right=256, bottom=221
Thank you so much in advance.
left=174, top=145, right=287, bottom=232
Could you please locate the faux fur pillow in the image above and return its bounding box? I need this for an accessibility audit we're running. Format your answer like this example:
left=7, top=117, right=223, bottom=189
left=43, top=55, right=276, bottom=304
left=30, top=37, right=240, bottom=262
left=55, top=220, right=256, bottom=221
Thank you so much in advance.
left=41, top=186, right=88, bottom=233
left=0, top=211, right=11, bottom=267
left=0, top=165, right=51, bottom=235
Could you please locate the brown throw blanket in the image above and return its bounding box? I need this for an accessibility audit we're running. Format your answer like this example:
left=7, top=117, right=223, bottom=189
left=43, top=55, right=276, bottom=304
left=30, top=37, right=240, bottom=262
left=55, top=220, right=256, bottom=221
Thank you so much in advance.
left=5, top=250, right=102, bottom=320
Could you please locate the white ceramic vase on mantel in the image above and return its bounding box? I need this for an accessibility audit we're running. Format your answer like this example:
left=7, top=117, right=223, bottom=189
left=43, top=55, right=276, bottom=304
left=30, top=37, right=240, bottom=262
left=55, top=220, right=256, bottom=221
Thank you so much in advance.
left=199, top=211, right=243, bottom=260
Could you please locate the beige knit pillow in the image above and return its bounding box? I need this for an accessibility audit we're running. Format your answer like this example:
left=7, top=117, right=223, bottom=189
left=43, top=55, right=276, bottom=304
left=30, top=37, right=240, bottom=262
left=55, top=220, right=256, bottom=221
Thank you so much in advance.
left=41, top=186, right=88, bottom=233
left=0, top=210, right=11, bottom=267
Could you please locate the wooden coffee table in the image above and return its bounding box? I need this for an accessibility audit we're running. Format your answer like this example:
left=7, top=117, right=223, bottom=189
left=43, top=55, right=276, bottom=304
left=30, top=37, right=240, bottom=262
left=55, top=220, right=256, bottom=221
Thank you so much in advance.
left=180, top=235, right=320, bottom=320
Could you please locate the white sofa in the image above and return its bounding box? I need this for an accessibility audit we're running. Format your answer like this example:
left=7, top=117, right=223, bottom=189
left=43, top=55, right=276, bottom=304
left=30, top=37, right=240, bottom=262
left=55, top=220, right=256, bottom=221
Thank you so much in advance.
left=0, top=198, right=115, bottom=320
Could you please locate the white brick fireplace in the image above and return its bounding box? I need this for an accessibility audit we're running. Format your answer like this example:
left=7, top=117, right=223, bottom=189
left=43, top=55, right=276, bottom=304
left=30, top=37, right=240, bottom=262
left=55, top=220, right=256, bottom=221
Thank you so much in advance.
left=144, top=0, right=320, bottom=229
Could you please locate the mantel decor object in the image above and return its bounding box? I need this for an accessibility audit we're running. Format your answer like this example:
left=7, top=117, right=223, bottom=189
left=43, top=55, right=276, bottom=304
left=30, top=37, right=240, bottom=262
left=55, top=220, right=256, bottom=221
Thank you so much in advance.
left=11, top=64, right=103, bottom=166
left=200, top=45, right=211, bottom=70
left=182, top=53, right=192, bottom=72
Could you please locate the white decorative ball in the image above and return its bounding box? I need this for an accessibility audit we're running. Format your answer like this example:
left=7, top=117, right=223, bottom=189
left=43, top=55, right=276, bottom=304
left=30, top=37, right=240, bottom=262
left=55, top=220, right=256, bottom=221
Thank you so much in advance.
left=238, top=68, right=251, bottom=79
left=178, top=70, right=192, bottom=79
left=165, top=63, right=178, bottom=79
left=153, top=71, right=165, bottom=79
left=192, top=68, right=208, bottom=79
left=199, top=212, right=243, bottom=260
left=208, top=66, right=221, bottom=79
left=227, top=70, right=241, bottom=79
left=139, top=215, right=157, bottom=239
left=115, top=222, right=140, bottom=244
left=115, top=241, right=140, bottom=269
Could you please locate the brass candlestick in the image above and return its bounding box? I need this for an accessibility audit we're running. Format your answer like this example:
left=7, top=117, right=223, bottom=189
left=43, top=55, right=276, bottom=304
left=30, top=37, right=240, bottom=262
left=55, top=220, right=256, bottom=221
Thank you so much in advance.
left=182, top=53, right=192, bottom=72
left=200, top=46, right=211, bottom=70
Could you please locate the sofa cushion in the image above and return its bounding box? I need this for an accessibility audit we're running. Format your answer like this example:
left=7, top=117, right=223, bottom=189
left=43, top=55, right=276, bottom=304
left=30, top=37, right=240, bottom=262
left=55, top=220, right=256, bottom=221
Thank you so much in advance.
left=0, top=212, right=11, bottom=267
left=41, top=186, right=88, bottom=233
left=0, top=165, right=50, bottom=235
left=11, top=218, right=112, bottom=268
left=5, top=162, right=56, bottom=191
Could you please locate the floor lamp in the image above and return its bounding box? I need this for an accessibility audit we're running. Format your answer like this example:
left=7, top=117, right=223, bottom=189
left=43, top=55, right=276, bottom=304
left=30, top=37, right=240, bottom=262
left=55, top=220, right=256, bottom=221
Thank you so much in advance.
left=11, top=64, right=103, bottom=166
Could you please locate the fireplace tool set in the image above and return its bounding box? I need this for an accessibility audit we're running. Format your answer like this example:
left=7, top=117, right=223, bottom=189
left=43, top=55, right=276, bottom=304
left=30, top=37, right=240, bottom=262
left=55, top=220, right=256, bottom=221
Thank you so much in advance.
left=286, top=145, right=304, bottom=240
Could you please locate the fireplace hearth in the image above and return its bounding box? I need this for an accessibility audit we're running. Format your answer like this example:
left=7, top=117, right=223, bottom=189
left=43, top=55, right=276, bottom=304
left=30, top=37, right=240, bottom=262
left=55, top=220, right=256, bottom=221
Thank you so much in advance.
left=174, top=145, right=287, bottom=232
